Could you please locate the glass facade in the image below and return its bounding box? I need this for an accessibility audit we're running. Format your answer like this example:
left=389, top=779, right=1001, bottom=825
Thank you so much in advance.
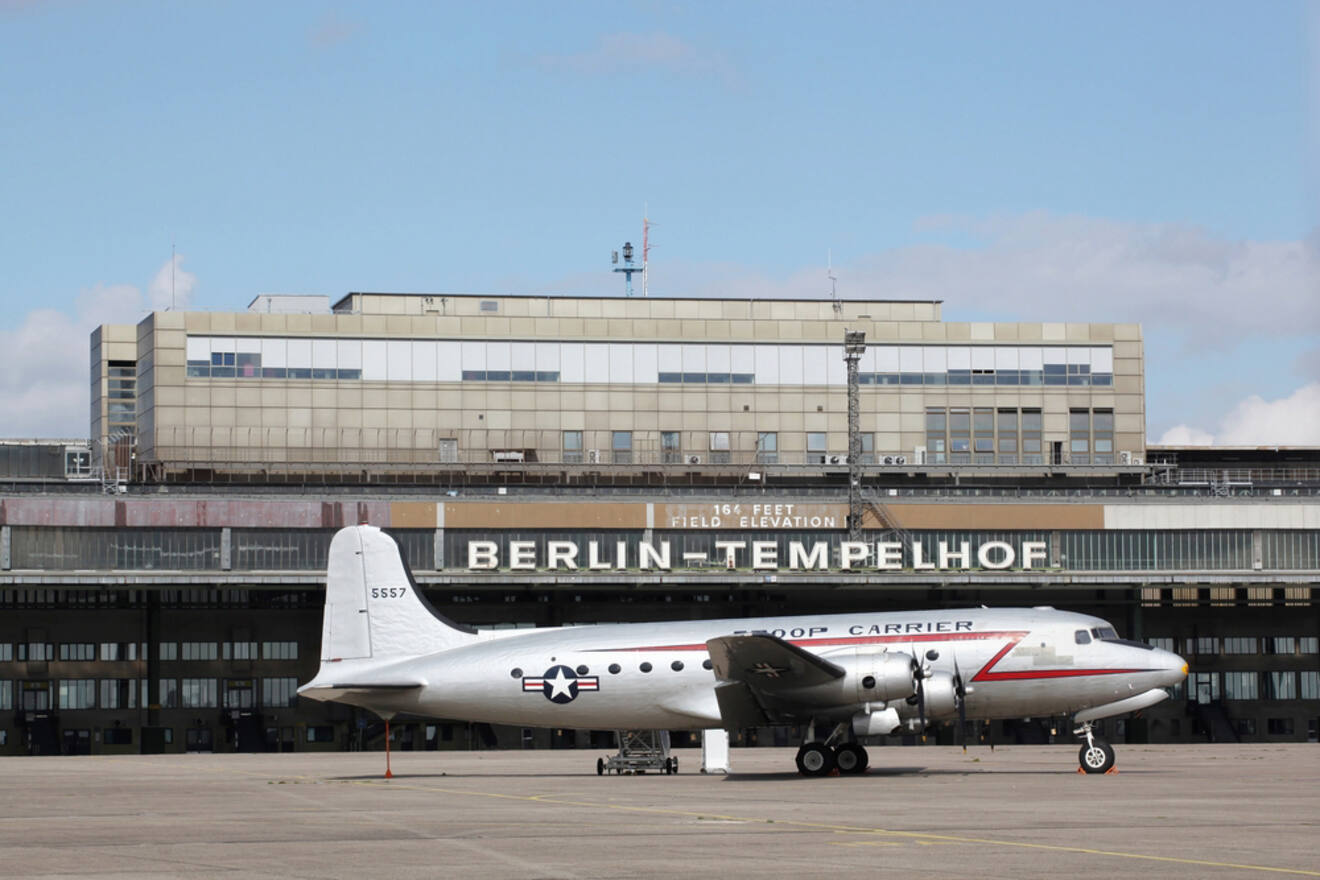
left=10, top=528, right=221, bottom=570
left=184, top=337, right=1115, bottom=387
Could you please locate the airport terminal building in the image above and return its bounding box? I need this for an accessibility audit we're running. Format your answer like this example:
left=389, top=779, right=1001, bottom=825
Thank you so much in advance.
left=1, top=293, right=1317, bottom=754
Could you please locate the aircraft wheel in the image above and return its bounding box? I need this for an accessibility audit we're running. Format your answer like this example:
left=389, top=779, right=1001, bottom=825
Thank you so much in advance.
left=1079, top=739, right=1116, bottom=774
left=596, top=757, right=605, bottom=776
left=795, top=742, right=836, bottom=777
left=834, top=743, right=869, bottom=775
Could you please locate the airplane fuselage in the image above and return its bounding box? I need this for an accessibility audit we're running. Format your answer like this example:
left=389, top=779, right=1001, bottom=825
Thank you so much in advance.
left=311, top=606, right=1185, bottom=730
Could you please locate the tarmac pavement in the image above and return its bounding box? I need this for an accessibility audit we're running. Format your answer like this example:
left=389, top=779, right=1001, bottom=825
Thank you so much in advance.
left=1, top=744, right=1317, bottom=879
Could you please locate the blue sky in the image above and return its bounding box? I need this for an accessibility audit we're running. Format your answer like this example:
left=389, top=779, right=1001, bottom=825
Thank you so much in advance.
left=1, top=1, right=1316, bottom=441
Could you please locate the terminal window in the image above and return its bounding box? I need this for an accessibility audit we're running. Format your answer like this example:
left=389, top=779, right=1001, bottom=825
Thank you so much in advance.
left=612, top=432, right=633, bottom=465
left=99, top=679, right=137, bottom=709
left=262, top=677, right=299, bottom=708
left=59, top=643, right=95, bottom=661
left=180, top=642, right=218, bottom=661
left=58, top=679, right=95, bottom=709
left=223, top=641, right=257, bottom=661
left=262, top=641, right=298, bottom=661
left=562, top=431, right=583, bottom=464
left=99, top=643, right=142, bottom=661
left=181, top=678, right=217, bottom=708
left=306, top=725, right=335, bottom=742
left=1265, top=672, right=1296, bottom=700
left=660, top=431, right=681, bottom=464
left=18, top=643, right=53, bottom=662
left=223, top=679, right=255, bottom=709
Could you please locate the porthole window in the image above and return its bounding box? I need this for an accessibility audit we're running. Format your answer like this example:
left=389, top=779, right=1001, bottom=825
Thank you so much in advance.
left=576, top=664, right=589, bottom=675
left=510, top=668, right=523, bottom=678
left=608, top=663, right=621, bottom=674
left=640, top=662, right=653, bottom=673
left=702, top=659, right=712, bottom=670
left=862, top=675, right=876, bottom=689
left=671, top=660, right=684, bottom=671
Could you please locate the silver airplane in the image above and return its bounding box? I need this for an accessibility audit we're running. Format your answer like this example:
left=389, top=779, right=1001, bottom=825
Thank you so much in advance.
left=300, top=525, right=1189, bottom=776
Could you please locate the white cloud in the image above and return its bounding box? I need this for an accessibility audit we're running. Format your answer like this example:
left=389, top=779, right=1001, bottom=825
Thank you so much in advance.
left=1155, top=424, right=1217, bottom=446
left=0, top=257, right=194, bottom=439
left=535, top=32, right=739, bottom=85
left=1157, top=383, right=1320, bottom=447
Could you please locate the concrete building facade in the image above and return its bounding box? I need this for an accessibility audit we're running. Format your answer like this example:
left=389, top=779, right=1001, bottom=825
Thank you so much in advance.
left=95, top=294, right=1144, bottom=479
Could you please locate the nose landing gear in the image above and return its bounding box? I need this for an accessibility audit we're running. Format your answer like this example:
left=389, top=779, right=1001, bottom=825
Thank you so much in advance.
left=1074, top=721, right=1116, bottom=774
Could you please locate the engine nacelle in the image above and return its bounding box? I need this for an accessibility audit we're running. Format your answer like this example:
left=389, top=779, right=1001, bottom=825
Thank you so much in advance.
left=897, top=670, right=958, bottom=720
left=821, top=648, right=919, bottom=703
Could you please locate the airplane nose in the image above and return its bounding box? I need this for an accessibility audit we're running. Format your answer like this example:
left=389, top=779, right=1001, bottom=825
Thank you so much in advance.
left=1163, top=650, right=1188, bottom=684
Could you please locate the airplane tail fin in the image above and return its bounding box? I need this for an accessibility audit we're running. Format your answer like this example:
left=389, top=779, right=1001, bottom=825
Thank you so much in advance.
left=320, top=524, right=478, bottom=663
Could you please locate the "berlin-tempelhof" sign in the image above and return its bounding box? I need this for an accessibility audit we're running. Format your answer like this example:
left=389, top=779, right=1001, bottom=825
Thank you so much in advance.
left=466, top=539, right=1048, bottom=572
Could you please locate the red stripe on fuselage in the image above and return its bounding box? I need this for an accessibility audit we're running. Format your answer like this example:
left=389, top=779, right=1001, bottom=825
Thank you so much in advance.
left=593, top=631, right=1026, bottom=654
left=585, top=630, right=1156, bottom=683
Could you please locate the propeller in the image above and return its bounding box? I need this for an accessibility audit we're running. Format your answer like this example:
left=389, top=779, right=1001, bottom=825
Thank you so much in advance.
left=953, top=655, right=968, bottom=752
left=909, top=649, right=931, bottom=738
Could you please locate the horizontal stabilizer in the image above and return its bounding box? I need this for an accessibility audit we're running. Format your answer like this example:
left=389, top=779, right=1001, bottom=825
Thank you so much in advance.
left=297, top=680, right=424, bottom=703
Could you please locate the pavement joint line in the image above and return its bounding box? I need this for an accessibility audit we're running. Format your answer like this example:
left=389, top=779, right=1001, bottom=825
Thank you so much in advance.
left=340, top=776, right=1320, bottom=878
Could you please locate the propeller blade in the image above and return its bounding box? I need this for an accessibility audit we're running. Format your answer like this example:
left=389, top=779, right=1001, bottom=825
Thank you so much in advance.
left=910, top=650, right=927, bottom=737
left=954, top=655, right=966, bottom=753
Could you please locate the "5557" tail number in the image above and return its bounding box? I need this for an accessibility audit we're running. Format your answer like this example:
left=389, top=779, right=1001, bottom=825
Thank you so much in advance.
left=370, top=586, right=407, bottom=599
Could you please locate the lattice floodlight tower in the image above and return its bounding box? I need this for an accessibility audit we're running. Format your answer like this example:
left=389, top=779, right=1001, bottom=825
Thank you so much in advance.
left=612, top=241, right=641, bottom=297
left=844, top=330, right=866, bottom=540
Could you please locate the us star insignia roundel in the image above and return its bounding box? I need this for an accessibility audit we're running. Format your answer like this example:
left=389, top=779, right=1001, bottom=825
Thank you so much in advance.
left=522, top=665, right=600, bottom=704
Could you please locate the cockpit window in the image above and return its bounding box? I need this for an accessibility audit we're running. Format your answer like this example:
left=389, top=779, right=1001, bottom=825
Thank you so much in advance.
left=1075, top=630, right=1092, bottom=645
left=1092, top=626, right=1119, bottom=641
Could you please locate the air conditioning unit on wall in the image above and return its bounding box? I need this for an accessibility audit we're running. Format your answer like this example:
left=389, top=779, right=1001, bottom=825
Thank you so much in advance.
left=827, top=454, right=848, bottom=465
left=687, top=454, right=702, bottom=465
left=587, top=449, right=599, bottom=464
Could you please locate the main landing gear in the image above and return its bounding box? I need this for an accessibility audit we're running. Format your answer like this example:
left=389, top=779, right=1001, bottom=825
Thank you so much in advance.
left=795, top=723, right=869, bottom=777
left=1074, top=721, right=1116, bottom=774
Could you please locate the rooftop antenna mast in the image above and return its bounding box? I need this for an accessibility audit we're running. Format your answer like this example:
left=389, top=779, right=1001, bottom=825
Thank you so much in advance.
left=642, top=206, right=653, bottom=298
left=828, top=249, right=841, bottom=316
left=171, top=238, right=176, bottom=310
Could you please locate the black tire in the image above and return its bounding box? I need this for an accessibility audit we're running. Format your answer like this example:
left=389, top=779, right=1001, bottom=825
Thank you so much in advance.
left=1079, top=739, right=1116, bottom=774
left=795, top=742, right=836, bottom=777
left=834, top=743, right=869, bottom=775
left=596, top=757, right=605, bottom=776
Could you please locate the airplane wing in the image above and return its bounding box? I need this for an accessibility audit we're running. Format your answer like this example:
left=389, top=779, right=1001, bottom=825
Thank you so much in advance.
left=706, top=634, right=846, bottom=728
